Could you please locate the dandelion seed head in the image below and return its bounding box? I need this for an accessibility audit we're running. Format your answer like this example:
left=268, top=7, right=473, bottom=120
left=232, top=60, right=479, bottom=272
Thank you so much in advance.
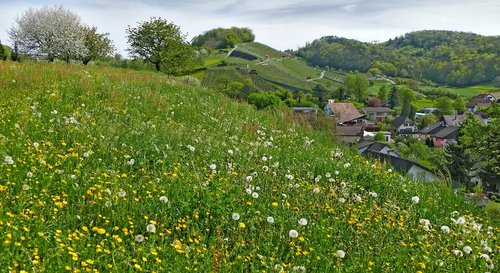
left=146, top=224, right=156, bottom=233
left=232, top=213, right=240, bottom=221
left=412, top=196, right=420, bottom=204
left=336, top=250, right=346, bottom=258
left=159, top=196, right=169, bottom=204
left=135, top=234, right=144, bottom=242
left=463, top=246, right=472, bottom=254
left=289, top=229, right=299, bottom=238
left=267, top=216, right=274, bottom=223
left=4, top=156, right=14, bottom=165
left=441, top=225, right=450, bottom=233
left=298, top=218, right=308, bottom=226
left=252, top=192, right=259, bottom=199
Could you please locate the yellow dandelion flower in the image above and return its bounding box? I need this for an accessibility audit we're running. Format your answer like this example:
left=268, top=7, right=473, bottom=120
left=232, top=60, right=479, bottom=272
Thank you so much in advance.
left=239, top=222, right=246, bottom=229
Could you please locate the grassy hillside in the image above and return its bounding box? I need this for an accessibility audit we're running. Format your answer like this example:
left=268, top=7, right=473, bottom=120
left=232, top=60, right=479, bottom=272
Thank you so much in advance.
left=0, top=61, right=497, bottom=272
left=200, top=42, right=342, bottom=94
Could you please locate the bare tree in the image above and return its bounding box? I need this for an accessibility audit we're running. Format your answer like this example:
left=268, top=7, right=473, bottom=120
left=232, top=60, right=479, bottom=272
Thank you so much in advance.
left=8, top=5, right=86, bottom=63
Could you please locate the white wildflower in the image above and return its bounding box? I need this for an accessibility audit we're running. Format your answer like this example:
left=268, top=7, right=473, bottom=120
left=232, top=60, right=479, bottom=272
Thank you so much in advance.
left=289, top=229, right=299, bottom=238
left=127, top=158, right=135, bottom=166
left=266, top=216, right=274, bottom=223
left=298, top=218, right=308, bottom=226
left=452, top=250, right=463, bottom=257
left=252, top=192, right=259, bottom=199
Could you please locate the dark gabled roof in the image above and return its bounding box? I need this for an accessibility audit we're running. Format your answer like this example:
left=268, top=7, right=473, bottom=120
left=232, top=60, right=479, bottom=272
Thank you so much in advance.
left=391, top=116, right=414, bottom=128
left=367, top=142, right=389, bottom=152
left=360, top=107, right=395, bottom=114
left=357, top=140, right=375, bottom=149
left=336, top=126, right=363, bottom=136
left=363, top=150, right=436, bottom=175
left=433, top=126, right=459, bottom=139
left=357, top=140, right=390, bottom=152
left=419, top=122, right=444, bottom=135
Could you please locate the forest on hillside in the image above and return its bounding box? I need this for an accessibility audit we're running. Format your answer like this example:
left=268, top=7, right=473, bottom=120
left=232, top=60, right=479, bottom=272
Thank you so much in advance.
left=297, top=30, right=500, bottom=87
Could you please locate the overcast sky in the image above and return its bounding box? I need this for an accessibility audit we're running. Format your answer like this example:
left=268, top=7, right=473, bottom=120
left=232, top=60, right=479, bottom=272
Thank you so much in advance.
left=1, top=0, right=499, bottom=56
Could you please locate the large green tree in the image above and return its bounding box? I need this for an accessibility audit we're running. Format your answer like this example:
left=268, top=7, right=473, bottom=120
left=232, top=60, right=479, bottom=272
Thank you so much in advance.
left=435, top=97, right=454, bottom=116
left=455, top=105, right=500, bottom=190
left=0, top=40, right=7, bottom=61
left=127, top=17, right=193, bottom=72
left=344, top=72, right=368, bottom=103
left=81, top=26, right=115, bottom=65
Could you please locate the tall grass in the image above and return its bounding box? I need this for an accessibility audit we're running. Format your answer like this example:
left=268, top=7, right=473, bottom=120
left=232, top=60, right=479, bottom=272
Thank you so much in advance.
left=0, top=61, right=497, bottom=272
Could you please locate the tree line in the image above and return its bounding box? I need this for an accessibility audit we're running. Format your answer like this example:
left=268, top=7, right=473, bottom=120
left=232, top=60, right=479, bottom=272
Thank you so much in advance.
left=297, top=30, right=500, bottom=87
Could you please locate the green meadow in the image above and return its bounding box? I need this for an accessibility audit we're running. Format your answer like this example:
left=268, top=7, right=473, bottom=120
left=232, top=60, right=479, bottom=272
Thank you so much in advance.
left=0, top=61, right=497, bottom=272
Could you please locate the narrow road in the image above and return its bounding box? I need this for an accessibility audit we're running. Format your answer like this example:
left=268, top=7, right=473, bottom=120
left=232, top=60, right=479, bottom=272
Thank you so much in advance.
left=226, top=45, right=238, bottom=57
left=306, top=70, right=325, bottom=81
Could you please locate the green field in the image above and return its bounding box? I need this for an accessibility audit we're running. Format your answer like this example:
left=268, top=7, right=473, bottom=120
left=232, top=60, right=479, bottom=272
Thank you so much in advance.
left=0, top=61, right=497, bottom=272
left=440, top=82, right=500, bottom=97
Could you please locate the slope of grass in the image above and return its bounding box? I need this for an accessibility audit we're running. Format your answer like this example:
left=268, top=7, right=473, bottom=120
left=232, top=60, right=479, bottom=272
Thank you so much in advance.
left=440, top=82, right=500, bottom=97
left=238, top=42, right=284, bottom=59
left=0, top=61, right=497, bottom=272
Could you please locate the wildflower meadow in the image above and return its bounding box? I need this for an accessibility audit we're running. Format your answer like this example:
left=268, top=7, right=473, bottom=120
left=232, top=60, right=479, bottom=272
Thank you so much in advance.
left=0, top=61, right=497, bottom=272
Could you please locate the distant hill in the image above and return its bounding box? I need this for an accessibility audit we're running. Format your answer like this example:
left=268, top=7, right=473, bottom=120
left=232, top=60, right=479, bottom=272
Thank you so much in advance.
left=198, top=42, right=343, bottom=97
left=298, top=30, right=500, bottom=87
left=191, top=27, right=255, bottom=49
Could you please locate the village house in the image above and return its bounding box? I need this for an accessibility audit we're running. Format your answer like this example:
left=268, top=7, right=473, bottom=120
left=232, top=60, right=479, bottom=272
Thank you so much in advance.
left=466, top=93, right=500, bottom=112
left=324, top=99, right=366, bottom=125
left=335, top=126, right=364, bottom=143
left=361, top=149, right=439, bottom=182
left=432, top=126, right=459, bottom=148
left=391, top=116, right=418, bottom=136
left=360, top=107, right=394, bottom=122
left=415, top=107, right=437, bottom=120
left=357, top=140, right=400, bottom=157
